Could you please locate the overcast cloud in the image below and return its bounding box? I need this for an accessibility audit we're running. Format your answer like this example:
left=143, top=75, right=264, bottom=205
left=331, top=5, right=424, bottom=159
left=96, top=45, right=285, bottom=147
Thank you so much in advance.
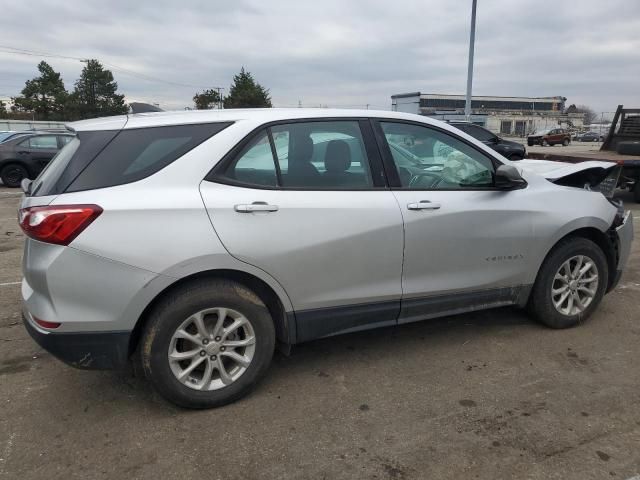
left=1, top=0, right=639, bottom=114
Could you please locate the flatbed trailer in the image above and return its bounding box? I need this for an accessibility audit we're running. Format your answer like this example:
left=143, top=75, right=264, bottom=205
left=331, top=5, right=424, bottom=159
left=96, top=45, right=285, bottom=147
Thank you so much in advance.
left=526, top=105, right=640, bottom=202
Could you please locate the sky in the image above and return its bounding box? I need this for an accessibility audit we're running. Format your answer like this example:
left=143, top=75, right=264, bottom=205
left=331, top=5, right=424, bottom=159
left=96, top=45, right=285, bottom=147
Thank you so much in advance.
left=1, top=0, right=639, bottom=114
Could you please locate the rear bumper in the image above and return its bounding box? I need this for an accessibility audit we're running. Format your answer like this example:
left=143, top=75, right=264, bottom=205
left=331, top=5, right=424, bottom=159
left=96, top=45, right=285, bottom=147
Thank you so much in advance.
left=23, top=311, right=130, bottom=370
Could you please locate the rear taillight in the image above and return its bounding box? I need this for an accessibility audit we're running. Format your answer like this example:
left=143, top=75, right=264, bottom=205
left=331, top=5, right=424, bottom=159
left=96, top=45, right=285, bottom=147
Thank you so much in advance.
left=19, top=204, right=103, bottom=246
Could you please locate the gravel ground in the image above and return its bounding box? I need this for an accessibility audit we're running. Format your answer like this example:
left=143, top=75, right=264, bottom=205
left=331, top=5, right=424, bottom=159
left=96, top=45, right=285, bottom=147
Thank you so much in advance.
left=0, top=185, right=639, bottom=480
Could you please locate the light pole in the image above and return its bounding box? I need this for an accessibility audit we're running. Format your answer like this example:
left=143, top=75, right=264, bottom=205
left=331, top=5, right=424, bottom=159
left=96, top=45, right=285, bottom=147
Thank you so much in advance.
left=464, top=0, right=478, bottom=121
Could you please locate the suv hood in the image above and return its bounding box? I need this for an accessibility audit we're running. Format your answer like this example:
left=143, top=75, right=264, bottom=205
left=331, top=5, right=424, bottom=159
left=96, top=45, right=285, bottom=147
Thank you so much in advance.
left=516, top=159, right=615, bottom=180
left=517, top=159, right=620, bottom=197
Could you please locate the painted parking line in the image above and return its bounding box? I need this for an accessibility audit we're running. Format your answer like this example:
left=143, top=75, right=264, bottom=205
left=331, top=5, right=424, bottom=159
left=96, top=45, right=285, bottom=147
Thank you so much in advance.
left=0, top=281, right=21, bottom=287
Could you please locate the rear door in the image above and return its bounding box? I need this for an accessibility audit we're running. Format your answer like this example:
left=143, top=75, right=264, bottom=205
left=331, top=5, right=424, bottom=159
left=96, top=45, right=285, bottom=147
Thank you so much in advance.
left=200, top=119, right=404, bottom=342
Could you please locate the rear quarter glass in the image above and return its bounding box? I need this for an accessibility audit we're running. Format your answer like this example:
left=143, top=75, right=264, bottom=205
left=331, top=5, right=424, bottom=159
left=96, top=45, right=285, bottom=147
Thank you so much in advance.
left=30, top=131, right=118, bottom=197
left=66, top=122, right=232, bottom=192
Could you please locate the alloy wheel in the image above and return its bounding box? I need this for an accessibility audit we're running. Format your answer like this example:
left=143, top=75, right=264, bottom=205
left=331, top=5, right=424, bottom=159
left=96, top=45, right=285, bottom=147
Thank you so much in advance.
left=551, top=255, right=599, bottom=316
left=168, top=307, right=256, bottom=391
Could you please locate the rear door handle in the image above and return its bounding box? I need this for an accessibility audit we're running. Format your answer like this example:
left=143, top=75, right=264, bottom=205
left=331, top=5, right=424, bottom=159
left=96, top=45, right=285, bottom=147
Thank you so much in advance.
left=234, top=202, right=279, bottom=213
left=407, top=200, right=441, bottom=210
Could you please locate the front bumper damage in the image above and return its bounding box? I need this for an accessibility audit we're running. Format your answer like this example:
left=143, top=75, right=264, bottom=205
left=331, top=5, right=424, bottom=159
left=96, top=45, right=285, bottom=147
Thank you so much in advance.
left=609, top=211, right=634, bottom=291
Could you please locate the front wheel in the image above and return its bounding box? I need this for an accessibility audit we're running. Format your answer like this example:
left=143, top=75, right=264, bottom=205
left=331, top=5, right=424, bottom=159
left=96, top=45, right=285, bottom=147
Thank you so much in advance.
left=562, top=138, right=570, bottom=146
left=140, top=279, right=275, bottom=408
left=0, top=163, right=28, bottom=188
left=542, top=139, right=549, bottom=147
left=528, top=237, right=608, bottom=329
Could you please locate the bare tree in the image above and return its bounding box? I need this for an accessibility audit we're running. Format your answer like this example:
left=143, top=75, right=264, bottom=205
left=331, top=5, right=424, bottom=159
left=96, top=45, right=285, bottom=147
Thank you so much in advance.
left=577, top=105, right=598, bottom=125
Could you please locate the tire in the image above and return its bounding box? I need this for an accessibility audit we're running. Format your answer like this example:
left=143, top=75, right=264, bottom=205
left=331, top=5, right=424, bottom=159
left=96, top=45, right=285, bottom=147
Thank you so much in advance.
left=0, top=163, right=28, bottom=188
left=562, top=138, right=570, bottom=146
left=139, top=279, right=276, bottom=408
left=542, top=139, right=549, bottom=147
left=617, top=141, right=640, bottom=156
left=527, top=142, right=534, bottom=147
left=528, top=237, right=608, bottom=329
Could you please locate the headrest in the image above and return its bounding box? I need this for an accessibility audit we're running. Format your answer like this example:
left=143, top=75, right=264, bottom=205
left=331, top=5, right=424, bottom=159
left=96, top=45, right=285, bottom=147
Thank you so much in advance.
left=290, top=135, right=314, bottom=163
left=324, top=140, right=351, bottom=172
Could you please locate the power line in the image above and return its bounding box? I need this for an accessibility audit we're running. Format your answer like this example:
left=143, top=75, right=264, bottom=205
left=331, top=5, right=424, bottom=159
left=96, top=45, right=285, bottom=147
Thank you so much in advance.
left=0, top=45, right=222, bottom=90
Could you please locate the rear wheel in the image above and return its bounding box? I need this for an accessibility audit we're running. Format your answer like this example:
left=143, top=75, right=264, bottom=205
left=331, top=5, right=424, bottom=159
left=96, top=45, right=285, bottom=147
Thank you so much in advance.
left=0, top=163, right=28, bottom=188
left=140, top=279, right=275, bottom=408
left=562, top=138, right=570, bottom=146
left=528, top=237, right=607, bottom=329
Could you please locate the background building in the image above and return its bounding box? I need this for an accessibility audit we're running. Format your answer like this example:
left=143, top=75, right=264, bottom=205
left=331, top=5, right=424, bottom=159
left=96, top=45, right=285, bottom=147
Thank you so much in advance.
left=391, top=92, right=585, bottom=136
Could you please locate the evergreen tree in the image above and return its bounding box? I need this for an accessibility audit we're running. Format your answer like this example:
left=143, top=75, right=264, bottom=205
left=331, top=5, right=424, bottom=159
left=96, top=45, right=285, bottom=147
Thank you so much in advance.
left=193, top=89, right=221, bottom=109
left=12, top=61, right=67, bottom=120
left=68, top=59, right=128, bottom=119
left=224, top=67, right=272, bottom=108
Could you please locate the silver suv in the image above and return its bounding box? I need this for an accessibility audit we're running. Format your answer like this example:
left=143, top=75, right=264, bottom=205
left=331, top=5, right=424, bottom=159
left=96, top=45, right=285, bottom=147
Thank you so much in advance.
left=19, top=109, right=633, bottom=408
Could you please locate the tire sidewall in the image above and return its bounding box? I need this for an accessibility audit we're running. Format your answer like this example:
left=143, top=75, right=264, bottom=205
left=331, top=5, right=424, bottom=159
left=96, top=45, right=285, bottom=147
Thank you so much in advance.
left=531, top=238, right=608, bottom=328
left=141, top=281, right=275, bottom=408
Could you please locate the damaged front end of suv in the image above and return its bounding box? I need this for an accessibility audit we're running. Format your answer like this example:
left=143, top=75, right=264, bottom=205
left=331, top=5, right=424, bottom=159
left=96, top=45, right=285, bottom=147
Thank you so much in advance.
left=518, top=160, right=633, bottom=291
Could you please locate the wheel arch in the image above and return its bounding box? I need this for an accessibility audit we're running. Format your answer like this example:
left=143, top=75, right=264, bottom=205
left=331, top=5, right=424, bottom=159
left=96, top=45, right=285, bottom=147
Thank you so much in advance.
left=533, top=226, right=617, bottom=295
left=128, top=269, right=295, bottom=359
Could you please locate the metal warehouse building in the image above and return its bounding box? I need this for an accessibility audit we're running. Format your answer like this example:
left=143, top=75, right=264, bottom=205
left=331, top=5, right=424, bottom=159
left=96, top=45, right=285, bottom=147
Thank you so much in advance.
left=391, top=92, right=585, bottom=136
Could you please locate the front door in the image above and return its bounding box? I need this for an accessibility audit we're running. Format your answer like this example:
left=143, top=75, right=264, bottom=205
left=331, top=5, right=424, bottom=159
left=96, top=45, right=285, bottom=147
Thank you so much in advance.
left=374, top=120, right=536, bottom=323
left=200, top=119, right=404, bottom=341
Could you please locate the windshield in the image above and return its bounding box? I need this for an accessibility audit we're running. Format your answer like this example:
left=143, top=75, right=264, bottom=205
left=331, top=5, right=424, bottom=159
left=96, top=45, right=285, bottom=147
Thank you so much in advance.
left=534, top=128, right=552, bottom=135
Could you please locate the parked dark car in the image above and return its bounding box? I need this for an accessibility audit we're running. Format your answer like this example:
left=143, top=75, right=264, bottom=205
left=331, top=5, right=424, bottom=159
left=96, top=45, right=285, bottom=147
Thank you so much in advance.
left=0, top=132, right=74, bottom=187
left=449, top=122, right=526, bottom=160
left=527, top=128, right=571, bottom=147
left=576, top=131, right=604, bottom=142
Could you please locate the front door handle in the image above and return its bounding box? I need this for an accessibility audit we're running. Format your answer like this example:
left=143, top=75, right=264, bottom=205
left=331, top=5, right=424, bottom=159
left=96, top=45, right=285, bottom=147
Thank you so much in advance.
left=407, top=200, right=441, bottom=210
left=234, top=202, right=279, bottom=213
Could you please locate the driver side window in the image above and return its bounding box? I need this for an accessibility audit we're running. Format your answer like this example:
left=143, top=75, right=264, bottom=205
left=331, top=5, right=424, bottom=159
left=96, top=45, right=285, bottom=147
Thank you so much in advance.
left=380, top=122, right=495, bottom=190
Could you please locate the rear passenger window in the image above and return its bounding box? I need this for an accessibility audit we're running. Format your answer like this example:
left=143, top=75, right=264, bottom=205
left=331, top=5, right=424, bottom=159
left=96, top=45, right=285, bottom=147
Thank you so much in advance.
left=224, top=130, right=277, bottom=186
left=67, top=123, right=231, bottom=192
left=217, top=121, right=374, bottom=189
left=29, top=136, right=58, bottom=149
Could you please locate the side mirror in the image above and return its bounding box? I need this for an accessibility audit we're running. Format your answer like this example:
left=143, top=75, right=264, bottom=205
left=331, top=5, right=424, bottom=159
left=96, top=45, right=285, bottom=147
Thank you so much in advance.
left=495, top=164, right=526, bottom=190
left=490, top=136, right=500, bottom=144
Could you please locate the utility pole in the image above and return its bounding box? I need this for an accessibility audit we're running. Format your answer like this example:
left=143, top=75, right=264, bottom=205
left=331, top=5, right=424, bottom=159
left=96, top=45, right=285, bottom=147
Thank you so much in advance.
left=80, top=59, right=95, bottom=113
left=215, top=87, right=224, bottom=109
left=464, top=0, right=477, bottom=121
